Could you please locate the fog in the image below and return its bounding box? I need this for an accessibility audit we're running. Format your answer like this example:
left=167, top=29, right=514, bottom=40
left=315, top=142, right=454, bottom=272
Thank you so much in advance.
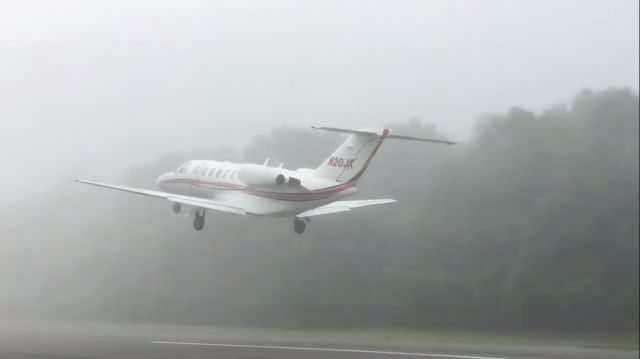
left=1, top=0, right=638, bottom=196
left=0, top=1, right=638, bottom=333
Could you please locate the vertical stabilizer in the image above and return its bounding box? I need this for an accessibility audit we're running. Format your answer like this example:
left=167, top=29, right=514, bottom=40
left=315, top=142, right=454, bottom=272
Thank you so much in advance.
left=314, top=128, right=390, bottom=183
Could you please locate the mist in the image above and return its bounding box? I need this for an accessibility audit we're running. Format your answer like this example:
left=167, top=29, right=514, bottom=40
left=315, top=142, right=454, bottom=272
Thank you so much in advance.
left=1, top=0, right=638, bottom=199
left=1, top=0, right=638, bottom=342
left=0, top=88, right=637, bottom=332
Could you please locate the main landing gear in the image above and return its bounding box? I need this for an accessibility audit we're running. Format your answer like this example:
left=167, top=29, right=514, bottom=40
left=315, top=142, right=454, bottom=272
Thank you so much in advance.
left=172, top=202, right=181, bottom=214
left=293, top=217, right=307, bottom=234
left=193, top=209, right=205, bottom=231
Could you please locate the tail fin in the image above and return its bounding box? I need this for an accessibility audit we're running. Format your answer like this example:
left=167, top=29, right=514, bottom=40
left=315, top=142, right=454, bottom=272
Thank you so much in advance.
left=313, top=126, right=455, bottom=183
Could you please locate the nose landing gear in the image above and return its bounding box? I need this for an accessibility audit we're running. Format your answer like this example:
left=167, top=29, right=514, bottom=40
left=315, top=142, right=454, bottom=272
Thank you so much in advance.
left=293, top=217, right=306, bottom=234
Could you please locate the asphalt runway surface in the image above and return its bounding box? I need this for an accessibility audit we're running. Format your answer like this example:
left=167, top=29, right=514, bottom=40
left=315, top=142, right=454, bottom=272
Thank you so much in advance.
left=0, top=321, right=636, bottom=359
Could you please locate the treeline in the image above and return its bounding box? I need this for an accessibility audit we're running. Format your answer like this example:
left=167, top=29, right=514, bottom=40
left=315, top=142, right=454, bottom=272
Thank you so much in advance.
left=1, top=88, right=637, bottom=332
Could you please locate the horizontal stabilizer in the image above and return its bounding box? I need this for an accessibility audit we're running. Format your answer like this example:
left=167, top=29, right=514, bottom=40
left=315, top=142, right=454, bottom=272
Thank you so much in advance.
left=312, top=126, right=455, bottom=145
left=296, top=199, right=397, bottom=218
left=387, top=134, right=456, bottom=145
left=311, top=126, right=384, bottom=137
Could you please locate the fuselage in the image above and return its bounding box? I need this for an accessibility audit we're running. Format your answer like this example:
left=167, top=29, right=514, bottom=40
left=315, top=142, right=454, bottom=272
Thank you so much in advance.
left=77, top=127, right=452, bottom=233
left=156, top=160, right=358, bottom=217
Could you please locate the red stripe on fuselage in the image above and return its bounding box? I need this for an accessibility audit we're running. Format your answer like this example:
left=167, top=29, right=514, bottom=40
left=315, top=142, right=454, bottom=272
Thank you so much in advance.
left=159, top=178, right=356, bottom=202
left=163, top=178, right=246, bottom=190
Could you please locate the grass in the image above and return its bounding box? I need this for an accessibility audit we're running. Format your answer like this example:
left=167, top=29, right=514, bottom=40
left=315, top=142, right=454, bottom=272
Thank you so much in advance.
left=3, top=319, right=638, bottom=350
left=168, top=327, right=639, bottom=350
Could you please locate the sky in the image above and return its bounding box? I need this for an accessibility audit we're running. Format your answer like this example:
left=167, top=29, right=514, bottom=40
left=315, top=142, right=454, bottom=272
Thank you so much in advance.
left=1, top=0, right=638, bottom=197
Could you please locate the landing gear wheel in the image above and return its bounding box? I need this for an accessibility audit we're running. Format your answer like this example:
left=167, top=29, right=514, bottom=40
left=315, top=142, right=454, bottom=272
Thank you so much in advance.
left=193, top=210, right=205, bottom=231
left=293, top=218, right=306, bottom=234
left=172, top=202, right=181, bottom=214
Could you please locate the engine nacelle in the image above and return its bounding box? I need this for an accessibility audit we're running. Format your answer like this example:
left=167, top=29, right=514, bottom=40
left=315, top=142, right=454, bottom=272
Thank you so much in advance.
left=238, top=164, right=288, bottom=187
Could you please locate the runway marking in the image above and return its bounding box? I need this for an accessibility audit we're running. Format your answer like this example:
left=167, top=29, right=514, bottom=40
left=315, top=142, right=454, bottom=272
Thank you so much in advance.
left=151, top=341, right=511, bottom=359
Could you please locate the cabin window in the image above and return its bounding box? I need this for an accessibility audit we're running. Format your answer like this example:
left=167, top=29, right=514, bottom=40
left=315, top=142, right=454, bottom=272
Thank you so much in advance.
left=193, top=166, right=200, bottom=174
left=231, top=170, right=237, bottom=178
left=208, top=168, right=215, bottom=177
left=216, top=168, right=224, bottom=177
left=201, top=167, right=208, bottom=175
left=223, top=169, right=231, bottom=178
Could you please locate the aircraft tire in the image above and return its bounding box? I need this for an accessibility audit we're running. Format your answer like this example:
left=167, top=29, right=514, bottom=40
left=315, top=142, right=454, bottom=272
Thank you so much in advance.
left=293, top=218, right=306, bottom=234
left=193, top=211, right=205, bottom=231
left=172, top=202, right=181, bottom=214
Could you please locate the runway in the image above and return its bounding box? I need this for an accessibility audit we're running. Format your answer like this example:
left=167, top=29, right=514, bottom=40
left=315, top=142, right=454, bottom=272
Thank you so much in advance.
left=0, top=320, right=636, bottom=359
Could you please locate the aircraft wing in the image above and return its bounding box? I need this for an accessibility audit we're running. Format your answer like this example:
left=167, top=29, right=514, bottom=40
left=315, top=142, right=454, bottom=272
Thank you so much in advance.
left=77, top=179, right=247, bottom=215
left=296, top=199, right=397, bottom=218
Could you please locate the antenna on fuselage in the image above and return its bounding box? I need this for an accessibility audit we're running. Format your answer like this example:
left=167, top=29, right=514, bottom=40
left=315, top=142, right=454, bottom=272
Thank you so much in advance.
left=263, top=158, right=270, bottom=166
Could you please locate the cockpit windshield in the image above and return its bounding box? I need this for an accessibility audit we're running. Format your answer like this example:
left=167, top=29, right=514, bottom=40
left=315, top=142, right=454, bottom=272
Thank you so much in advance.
left=177, top=162, right=192, bottom=174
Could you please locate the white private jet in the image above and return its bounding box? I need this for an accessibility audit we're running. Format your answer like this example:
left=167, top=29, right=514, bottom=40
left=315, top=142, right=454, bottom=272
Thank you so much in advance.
left=78, top=127, right=454, bottom=233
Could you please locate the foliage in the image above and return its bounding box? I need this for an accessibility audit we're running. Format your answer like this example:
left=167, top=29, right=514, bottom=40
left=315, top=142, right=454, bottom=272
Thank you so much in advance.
left=1, top=88, right=637, bottom=332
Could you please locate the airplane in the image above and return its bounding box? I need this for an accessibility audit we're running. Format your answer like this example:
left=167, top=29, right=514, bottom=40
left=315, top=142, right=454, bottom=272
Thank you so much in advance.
left=77, top=127, right=455, bottom=234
